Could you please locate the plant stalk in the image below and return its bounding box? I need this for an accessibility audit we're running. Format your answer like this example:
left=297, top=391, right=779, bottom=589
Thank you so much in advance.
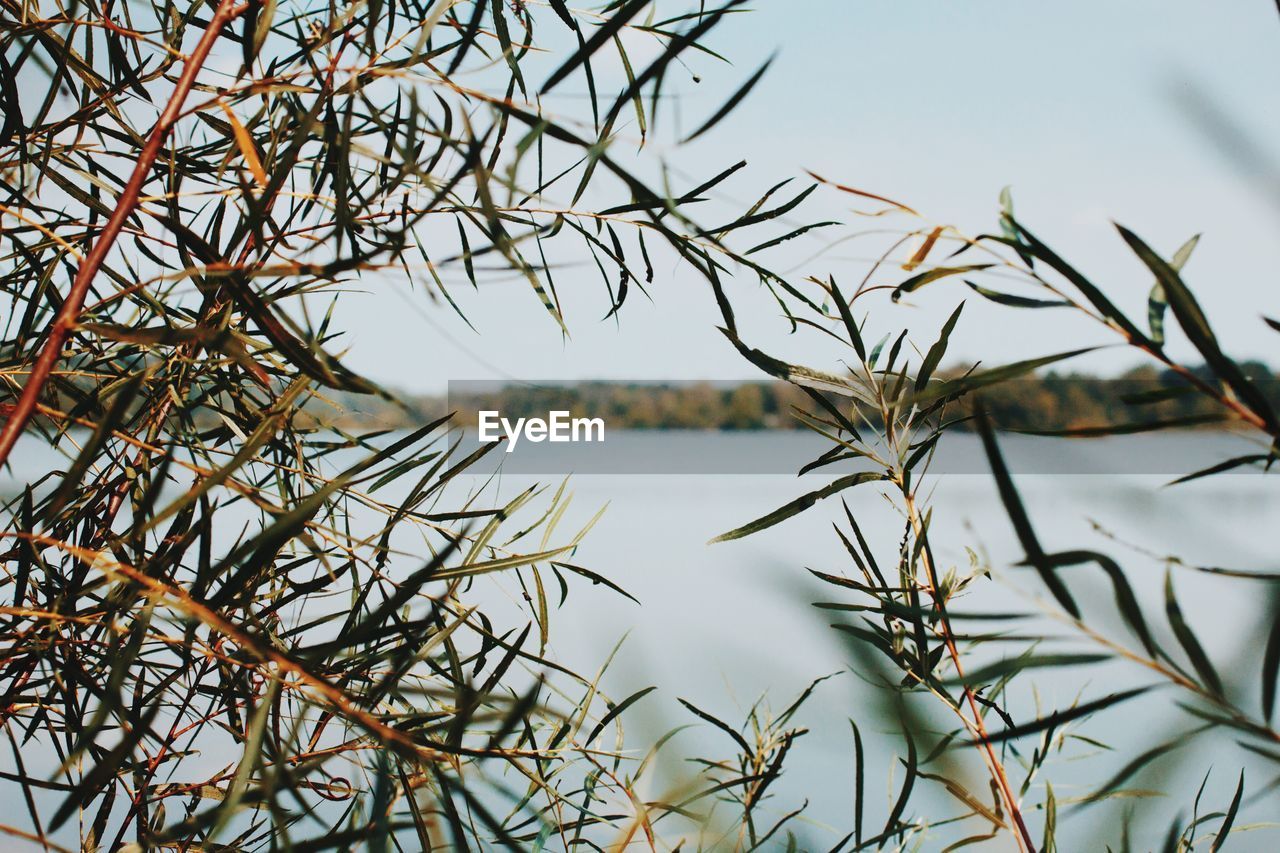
left=0, top=0, right=247, bottom=469
left=902, top=490, right=1037, bottom=852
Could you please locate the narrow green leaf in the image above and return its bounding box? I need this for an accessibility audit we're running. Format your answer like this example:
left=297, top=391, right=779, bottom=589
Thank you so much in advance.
left=1210, top=771, right=1245, bottom=852
left=891, top=264, right=993, bottom=302
left=541, top=0, right=652, bottom=93
left=1043, top=782, right=1057, bottom=853
left=915, top=302, right=964, bottom=392
left=965, top=279, right=1070, bottom=309
left=912, top=347, right=1097, bottom=410
left=968, top=686, right=1153, bottom=746
left=946, top=654, right=1112, bottom=687
left=710, top=472, right=887, bottom=543
left=1012, top=219, right=1148, bottom=343
left=1119, top=224, right=1279, bottom=432
left=683, top=53, right=775, bottom=142
left=1147, top=234, right=1200, bottom=346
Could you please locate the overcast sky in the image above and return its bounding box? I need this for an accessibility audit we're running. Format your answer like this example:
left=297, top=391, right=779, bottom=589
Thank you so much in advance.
left=334, top=1, right=1280, bottom=393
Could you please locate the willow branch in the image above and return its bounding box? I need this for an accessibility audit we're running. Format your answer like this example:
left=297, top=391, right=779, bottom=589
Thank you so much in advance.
left=0, top=0, right=247, bottom=468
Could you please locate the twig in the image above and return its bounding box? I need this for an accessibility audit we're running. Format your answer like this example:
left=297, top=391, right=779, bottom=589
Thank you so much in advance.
left=0, top=0, right=248, bottom=469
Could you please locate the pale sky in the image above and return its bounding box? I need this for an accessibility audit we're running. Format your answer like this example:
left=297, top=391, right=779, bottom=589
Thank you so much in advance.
left=335, top=1, right=1280, bottom=393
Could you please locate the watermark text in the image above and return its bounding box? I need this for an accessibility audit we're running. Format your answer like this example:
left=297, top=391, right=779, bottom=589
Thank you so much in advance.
left=477, top=410, right=605, bottom=452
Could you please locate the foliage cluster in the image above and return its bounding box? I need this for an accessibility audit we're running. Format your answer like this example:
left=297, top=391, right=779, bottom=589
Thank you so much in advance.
left=0, top=0, right=823, bottom=848
left=2, top=0, right=1278, bottom=850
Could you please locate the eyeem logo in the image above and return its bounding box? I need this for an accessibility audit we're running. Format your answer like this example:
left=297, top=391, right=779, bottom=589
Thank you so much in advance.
left=477, top=411, right=605, bottom=452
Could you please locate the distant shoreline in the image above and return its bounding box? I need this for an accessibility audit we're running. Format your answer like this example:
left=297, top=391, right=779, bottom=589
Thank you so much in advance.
left=314, top=367, right=1279, bottom=436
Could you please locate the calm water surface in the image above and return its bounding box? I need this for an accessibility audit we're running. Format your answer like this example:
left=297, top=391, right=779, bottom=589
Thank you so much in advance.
left=4, top=431, right=1277, bottom=848
left=463, top=432, right=1280, bottom=848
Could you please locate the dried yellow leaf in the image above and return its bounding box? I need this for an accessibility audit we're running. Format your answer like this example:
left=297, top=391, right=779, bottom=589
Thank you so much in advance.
left=220, top=102, right=268, bottom=189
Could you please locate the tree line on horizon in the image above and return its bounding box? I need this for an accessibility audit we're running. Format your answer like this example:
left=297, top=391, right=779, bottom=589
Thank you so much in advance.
left=318, top=361, right=1280, bottom=433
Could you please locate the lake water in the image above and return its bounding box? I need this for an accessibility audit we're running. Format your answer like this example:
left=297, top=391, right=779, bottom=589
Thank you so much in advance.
left=455, top=430, right=1280, bottom=848
left=3, top=430, right=1278, bottom=849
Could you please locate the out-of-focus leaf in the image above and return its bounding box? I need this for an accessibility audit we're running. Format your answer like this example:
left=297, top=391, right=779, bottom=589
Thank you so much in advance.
left=902, top=226, right=945, bottom=272
left=976, top=409, right=1081, bottom=618
left=1086, top=736, right=1190, bottom=804
left=1041, top=550, right=1156, bottom=655
left=1013, top=413, right=1228, bottom=438
left=805, top=170, right=919, bottom=215
left=1262, top=599, right=1280, bottom=722
left=882, top=719, right=917, bottom=841
left=1167, top=454, right=1273, bottom=485
left=1165, top=570, right=1224, bottom=696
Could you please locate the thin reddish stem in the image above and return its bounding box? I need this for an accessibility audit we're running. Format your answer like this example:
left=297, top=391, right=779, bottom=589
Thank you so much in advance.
left=0, top=0, right=247, bottom=468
